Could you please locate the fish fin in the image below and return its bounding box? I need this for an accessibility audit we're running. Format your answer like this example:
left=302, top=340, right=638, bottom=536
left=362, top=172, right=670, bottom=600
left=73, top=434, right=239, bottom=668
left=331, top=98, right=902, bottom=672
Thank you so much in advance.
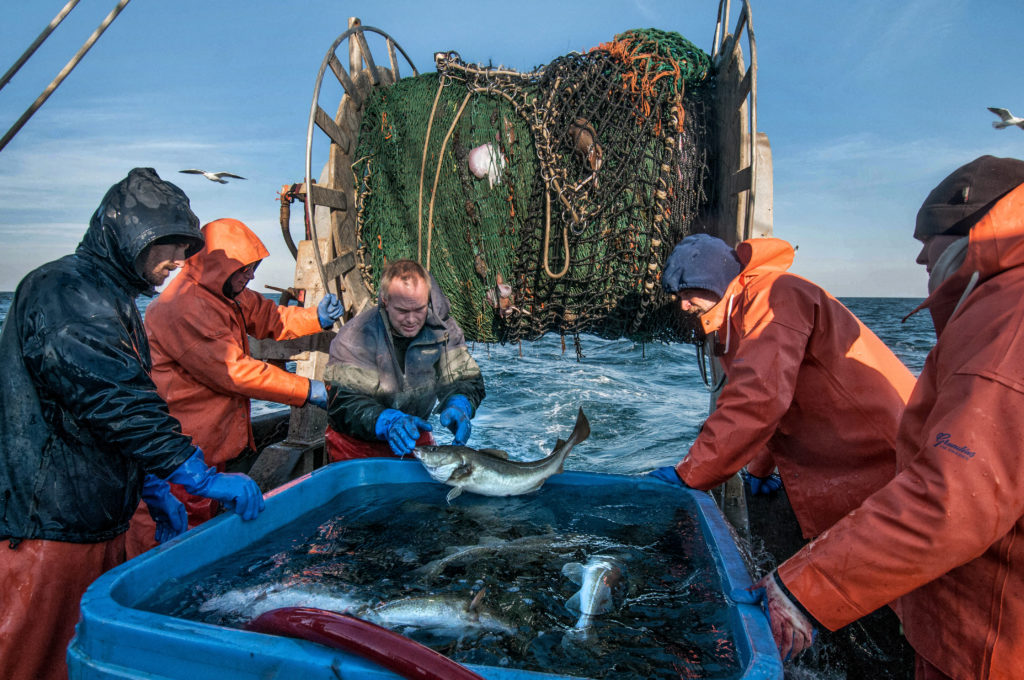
left=566, top=591, right=581, bottom=613
left=448, top=462, right=474, bottom=482
left=570, top=408, right=591, bottom=445
left=468, top=587, right=487, bottom=612
left=551, top=438, right=567, bottom=454
left=407, top=563, right=436, bottom=578
left=478, top=448, right=510, bottom=459
left=561, top=562, right=584, bottom=585
left=548, top=408, right=591, bottom=462
left=562, top=624, right=597, bottom=647
left=446, top=486, right=463, bottom=503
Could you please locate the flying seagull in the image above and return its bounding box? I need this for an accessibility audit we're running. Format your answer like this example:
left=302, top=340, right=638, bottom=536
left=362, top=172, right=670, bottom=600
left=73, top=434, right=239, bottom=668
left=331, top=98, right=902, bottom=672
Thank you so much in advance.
left=179, top=169, right=247, bottom=183
left=987, top=107, right=1024, bottom=130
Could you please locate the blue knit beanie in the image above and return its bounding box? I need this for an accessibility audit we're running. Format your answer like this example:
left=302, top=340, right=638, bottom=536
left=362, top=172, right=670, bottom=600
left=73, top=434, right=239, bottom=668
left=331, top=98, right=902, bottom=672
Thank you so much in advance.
left=661, top=233, right=742, bottom=298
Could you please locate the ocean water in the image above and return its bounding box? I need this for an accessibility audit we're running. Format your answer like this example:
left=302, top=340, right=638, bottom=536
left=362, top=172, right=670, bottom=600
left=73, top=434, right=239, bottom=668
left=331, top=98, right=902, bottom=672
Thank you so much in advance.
left=0, top=292, right=933, bottom=474
left=465, top=297, right=933, bottom=475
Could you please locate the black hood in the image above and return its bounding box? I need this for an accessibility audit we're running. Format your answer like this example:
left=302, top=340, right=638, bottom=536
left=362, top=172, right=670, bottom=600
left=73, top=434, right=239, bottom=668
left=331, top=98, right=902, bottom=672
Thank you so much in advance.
left=76, top=167, right=204, bottom=292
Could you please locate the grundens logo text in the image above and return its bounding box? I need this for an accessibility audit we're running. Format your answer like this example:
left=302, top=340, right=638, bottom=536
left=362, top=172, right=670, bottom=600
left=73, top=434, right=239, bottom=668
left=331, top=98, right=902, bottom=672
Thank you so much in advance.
left=933, top=433, right=977, bottom=460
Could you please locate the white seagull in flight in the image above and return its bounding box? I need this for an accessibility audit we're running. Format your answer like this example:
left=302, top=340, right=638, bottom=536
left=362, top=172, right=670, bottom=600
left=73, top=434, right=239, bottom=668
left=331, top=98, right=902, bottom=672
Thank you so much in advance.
left=179, top=169, right=247, bottom=183
left=988, top=107, right=1024, bottom=130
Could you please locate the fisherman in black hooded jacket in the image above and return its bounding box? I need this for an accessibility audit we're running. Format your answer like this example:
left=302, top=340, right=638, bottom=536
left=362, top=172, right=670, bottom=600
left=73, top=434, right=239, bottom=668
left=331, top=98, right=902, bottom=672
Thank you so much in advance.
left=0, top=168, right=265, bottom=680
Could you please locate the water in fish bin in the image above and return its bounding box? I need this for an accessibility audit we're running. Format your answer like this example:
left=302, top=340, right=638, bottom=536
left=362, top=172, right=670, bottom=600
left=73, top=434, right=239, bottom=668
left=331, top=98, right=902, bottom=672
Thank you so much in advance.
left=140, top=482, right=743, bottom=680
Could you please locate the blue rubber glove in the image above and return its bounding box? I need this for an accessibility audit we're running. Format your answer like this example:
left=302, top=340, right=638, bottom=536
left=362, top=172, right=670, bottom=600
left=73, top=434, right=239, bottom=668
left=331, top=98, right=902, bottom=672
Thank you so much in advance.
left=307, top=379, right=328, bottom=410
left=743, top=470, right=783, bottom=495
left=647, top=465, right=688, bottom=486
left=729, top=585, right=765, bottom=606
left=375, top=408, right=432, bottom=457
left=166, top=448, right=265, bottom=521
left=317, top=293, right=344, bottom=328
left=141, top=474, right=187, bottom=544
left=439, top=395, right=473, bottom=445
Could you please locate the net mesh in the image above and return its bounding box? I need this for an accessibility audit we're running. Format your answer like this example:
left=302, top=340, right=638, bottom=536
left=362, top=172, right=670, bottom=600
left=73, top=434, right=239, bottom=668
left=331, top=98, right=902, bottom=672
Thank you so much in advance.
left=351, top=28, right=715, bottom=345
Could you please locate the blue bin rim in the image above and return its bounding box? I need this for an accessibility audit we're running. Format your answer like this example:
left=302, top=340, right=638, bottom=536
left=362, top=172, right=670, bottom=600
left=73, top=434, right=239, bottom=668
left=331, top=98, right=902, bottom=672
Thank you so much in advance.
left=73, top=460, right=781, bottom=679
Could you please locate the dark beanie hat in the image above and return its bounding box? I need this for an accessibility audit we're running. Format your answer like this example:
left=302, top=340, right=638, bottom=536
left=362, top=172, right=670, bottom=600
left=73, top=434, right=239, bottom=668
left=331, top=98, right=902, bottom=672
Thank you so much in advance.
left=915, top=155, right=1024, bottom=240
left=661, top=233, right=742, bottom=298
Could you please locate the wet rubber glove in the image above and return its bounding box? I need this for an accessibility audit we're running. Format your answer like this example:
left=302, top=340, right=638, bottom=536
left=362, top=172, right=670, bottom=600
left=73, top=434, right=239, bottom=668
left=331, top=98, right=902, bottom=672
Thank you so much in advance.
left=375, top=408, right=432, bottom=457
left=743, top=470, right=783, bottom=495
left=317, top=293, right=344, bottom=328
left=647, top=465, right=688, bottom=486
left=734, top=572, right=816, bottom=662
left=141, top=474, right=187, bottom=544
left=439, top=395, right=473, bottom=445
left=307, top=379, right=328, bottom=410
left=166, top=448, right=265, bottom=520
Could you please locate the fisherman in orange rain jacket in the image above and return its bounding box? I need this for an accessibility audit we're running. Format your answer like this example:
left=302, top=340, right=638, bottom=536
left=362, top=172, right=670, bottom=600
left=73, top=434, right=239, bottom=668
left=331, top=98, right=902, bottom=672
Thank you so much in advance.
left=651, top=233, right=916, bottom=540
left=126, top=218, right=343, bottom=557
left=753, top=156, right=1024, bottom=679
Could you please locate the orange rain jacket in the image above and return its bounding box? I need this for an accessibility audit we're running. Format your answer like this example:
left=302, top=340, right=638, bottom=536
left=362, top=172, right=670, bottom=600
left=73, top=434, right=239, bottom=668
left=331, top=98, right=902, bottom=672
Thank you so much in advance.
left=127, top=218, right=322, bottom=553
left=674, top=238, right=916, bottom=539
left=145, top=218, right=322, bottom=466
left=777, top=185, right=1024, bottom=679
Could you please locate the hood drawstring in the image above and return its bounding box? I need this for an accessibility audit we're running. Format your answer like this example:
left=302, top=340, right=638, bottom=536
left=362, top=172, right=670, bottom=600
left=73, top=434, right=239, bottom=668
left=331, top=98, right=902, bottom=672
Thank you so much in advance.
left=696, top=339, right=725, bottom=392
left=722, top=294, right=735, bottom=355
left=951, top=271, right=981, bottom=318
left=696, top=294, right=734, bottom=393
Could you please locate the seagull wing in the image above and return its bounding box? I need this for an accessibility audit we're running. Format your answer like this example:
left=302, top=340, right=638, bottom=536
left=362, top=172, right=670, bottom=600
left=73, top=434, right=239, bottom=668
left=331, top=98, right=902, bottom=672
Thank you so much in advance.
left=179, top=169, right=207, bottom=175
left=988, top=107, right=1013, bottom=121
left=217, top=172, right=246, bottom=180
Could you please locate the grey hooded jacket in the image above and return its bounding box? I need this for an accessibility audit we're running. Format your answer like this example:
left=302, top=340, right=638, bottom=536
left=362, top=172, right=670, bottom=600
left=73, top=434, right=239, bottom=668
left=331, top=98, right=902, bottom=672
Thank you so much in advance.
left=324, top=276, right=485, bottom=441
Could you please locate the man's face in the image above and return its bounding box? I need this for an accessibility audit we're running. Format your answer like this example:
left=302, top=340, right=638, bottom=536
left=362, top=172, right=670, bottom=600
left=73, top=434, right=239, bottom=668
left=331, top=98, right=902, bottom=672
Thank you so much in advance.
left=384, top=276, right=430, bottom=338
left=227, top=261, right=259, bottom=298
left=915, top=234, right=963, bottom=274
left=140, top=243, right=189, bottom=287
left=675, top=288, right=721, bottom=316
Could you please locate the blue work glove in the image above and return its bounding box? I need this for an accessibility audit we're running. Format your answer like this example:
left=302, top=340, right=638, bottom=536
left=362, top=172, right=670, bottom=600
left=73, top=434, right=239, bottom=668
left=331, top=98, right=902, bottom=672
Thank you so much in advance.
left=743, top=470, right=783, bottom=495
left=375, top=408, right=432, bottom=457
left=307, top=379, right=328, bottom=410
left=439, top=395, right=473, bottom=445
left=166, top=448, right=265, bottom=521
left=317, top=293, right=344, bottom=328
left=647, top=465, right=688, bottom=486
left=141, top=474, right=188, bottom=544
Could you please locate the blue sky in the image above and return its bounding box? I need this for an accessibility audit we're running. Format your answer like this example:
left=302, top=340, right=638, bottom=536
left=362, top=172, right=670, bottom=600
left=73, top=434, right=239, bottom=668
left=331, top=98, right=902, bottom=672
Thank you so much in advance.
left=1, top=0, right=1022, bottom=296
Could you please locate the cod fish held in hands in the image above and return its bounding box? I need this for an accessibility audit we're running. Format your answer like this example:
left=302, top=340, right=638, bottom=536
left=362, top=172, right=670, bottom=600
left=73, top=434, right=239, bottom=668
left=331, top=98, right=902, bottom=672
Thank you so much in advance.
left=414, top=408, right=590, bottom=502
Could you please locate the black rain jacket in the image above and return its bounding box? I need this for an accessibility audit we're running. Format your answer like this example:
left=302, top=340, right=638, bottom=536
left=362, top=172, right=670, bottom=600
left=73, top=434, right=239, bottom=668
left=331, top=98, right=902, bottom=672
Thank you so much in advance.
left=0, top=168, right=205, bottom=544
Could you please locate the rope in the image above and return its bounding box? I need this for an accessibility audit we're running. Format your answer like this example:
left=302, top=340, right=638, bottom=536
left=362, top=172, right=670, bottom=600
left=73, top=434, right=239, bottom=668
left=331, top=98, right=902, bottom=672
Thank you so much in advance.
left=417, top=74, right=447, bottom=264
left=541, top=190, right=569, bottom=279
left=0, top=0, right=132, bottom=153
left=0, top=0, right=81, bottom=92
left=425, top=90, right=473, bottom=272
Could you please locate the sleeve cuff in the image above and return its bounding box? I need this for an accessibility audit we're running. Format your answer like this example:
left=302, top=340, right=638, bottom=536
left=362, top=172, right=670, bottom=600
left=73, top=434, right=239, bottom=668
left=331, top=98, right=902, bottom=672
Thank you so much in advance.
left=773, top=570, right=822, bottom=627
